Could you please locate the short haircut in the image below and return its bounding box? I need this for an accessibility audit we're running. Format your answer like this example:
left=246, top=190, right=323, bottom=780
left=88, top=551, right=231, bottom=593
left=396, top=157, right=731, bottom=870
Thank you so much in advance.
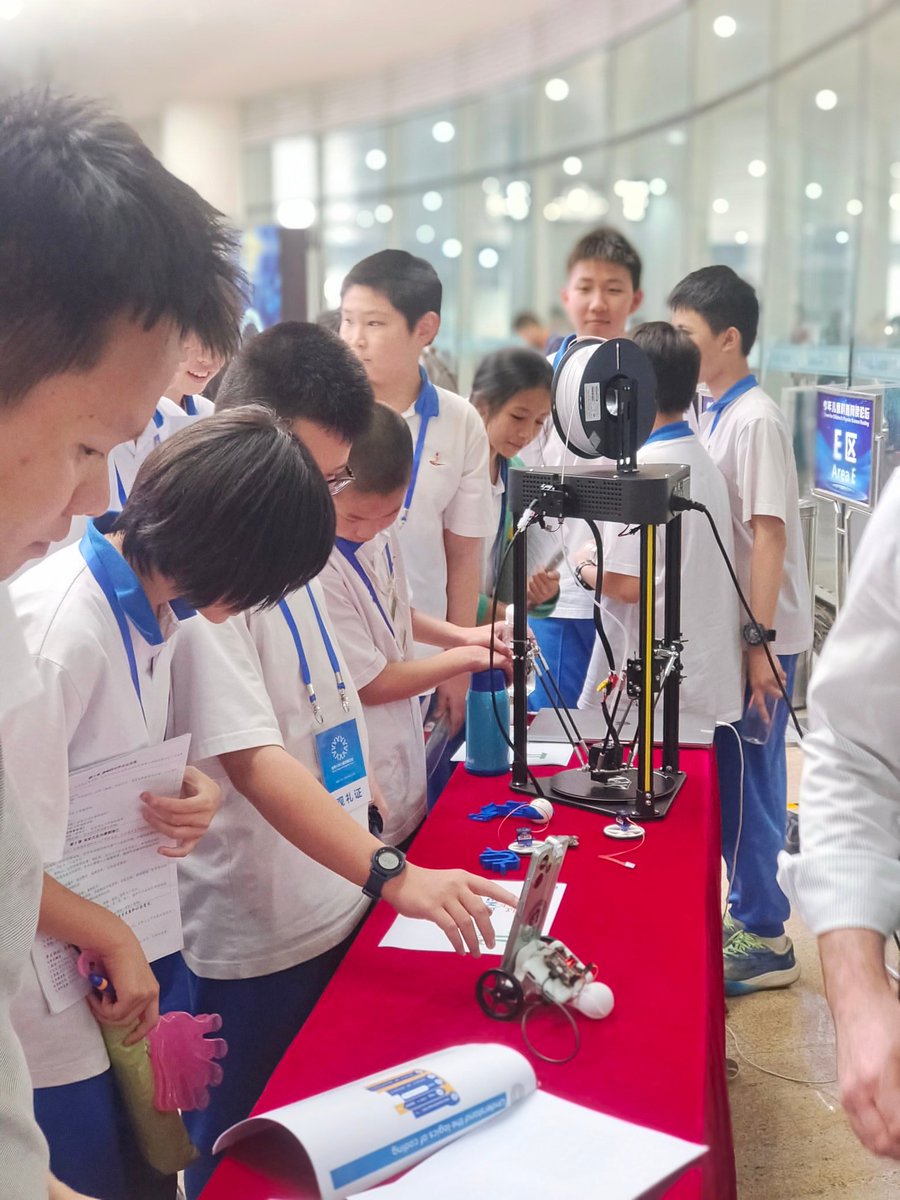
left=668, top=265, right=759, bottom=355
left=470, top=346, right=553, bottom=417
left=632, top=322, right=700, bottom=417
left=215, top=321, right=373, bottom=442
left=566, top=226, right=642, bottom=290
left=112, top=406, right=334, bottom=611
left=512, top=311, right=542, bottom=331
left=0, top=90, right=246, bottom=407
left=341, top=249, right=442, bottom=329
left=347, top=403, right=413, bottom=495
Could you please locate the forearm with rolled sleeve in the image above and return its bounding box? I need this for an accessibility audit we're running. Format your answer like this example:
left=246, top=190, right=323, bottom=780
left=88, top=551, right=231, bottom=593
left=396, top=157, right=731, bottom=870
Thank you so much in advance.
left=779, top=474, right=900, bottom=936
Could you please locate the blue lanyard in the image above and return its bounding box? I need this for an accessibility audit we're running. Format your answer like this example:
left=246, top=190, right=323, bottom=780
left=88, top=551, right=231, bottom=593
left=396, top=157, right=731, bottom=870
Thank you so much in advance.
left=707, top=374, right=757, bottom=434
left=79, top=521, right=165, bottom=717
left=182, top=394, right=198, bottom=417
left=334, top=538, right=395, bottom=638
left=399, top=368, right=440, bottom=526
left=278, top=587, right=350, bottom=724
left=552, top=333, right=578, bottom=371
left=114, top=466, right=128, bottom=509
left=644, top=421, right=693, bottom=445
left=113, top=407, right=166, bottom=509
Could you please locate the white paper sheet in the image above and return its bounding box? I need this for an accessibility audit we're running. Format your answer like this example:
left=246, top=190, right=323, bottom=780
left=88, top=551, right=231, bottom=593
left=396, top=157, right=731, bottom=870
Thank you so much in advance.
left=349, top=1089, right=706, bottom=1199
left=450, top=740, right=573, bottom=766
left=31, top=735, right=191, bottom=1014
left=214, top=1043, right=537, bottom=1200
left=378, top=882, right=565, bottom=955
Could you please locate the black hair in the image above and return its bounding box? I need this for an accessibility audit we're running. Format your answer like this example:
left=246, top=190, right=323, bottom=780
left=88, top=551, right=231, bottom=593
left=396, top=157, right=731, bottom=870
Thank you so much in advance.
left=512, top=311, right=543, bottom=331
left=469, top=347, right=553, bottom=417
left=632, top=322, right=700, bottom=417
left=668, top=265, right=759, bottom=355
left=566, top=226, right=642, bottom=290
left=112, top=406, right=334, bottom=611
left=341, top=249, right=442, bottom=329
left=0, top=90, right=246, bottom=406
left=347, top=403, right=413, bottom=496
left=215, top=321, right=373, bottom=442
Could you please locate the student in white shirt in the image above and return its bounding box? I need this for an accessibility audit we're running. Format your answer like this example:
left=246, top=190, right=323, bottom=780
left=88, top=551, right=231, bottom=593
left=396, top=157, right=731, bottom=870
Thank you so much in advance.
left=159, top=336, right=223, bottom=433
left=778, top=472, right=900, bottom=1159
left=168, top=324, right=515, bottom=1198
left=0, top=90, right=244, bottom=1200
left=576, top=323, right=742, bottom=724
left=671, top=265, right=813, bottom=994
left=7, top=410, right=330, bottom=1200
left=339, top=251, right=495, bottom=743
left=320, top=405, right=511, bottom=846
left=517, top=227, right=644, bottom=710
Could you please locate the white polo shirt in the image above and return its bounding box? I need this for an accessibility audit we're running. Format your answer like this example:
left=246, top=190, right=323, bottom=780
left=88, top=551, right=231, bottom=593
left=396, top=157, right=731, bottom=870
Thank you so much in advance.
left=5, top=539, right=185, bottom=1088
left=320, top=529, right=425, bottom=845
left=106, top=401, right=176, bottom=512
left=159, top=393, right=215, bottom=435
left=0, top=584, right=51, bottom=1193
left=395, top=385, right=494, bottom=652
left=168, top=579, right=371, bottom=981
left=699, top=383, right=812, bottom=655
left=578, top=430, right=743, bottom=723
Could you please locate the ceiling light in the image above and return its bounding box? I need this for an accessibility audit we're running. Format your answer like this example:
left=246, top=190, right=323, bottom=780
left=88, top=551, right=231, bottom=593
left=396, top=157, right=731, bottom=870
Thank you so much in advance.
left=323, top=273, right=343, bottom=309
left=649, top=177, right=668, bottom=196
left=805, top=182, right=823, bottom=199
left=506, top=180, right=530, bottom=199
left=374, top=204, right=394, bottom=223
left=563, top=156, right=583, bottom=177
left=734, top=230, right=749, bottom=245
left=442, top=238, right=462, bottom=258
left=666, top=129, right=687, bottom=146
left=422, top=191, right=443, bottom=212
left=276, top=198, right=316, bottom=229
left=712, top=15, right=737, bottom=38
left=543, top=201, right=563, bottom=222
left=432, top=121, right=455, bottom=143
left=712, top=197, right=730, bottom=214
left=890, top=193, right=900, bottom=211
left=327, top=202, right=354, bottom=221
left=482, top=176, right=500, bottom=194
left=815, top=89, right=838, bottom=111
left=846, top=198, right=863, bottom=216
left=356, top=210, right=375, bottom=228
left=747, top=159, right=767, bottom=178
left=545, top=78, right=569, bottom=102
left=485, top=194, right=507, bottom=218
left=478, top=248, right=500, bottom=269
left=835, top=230, right=850, bottom=244
left=365, top=149, right=386, bottom=171
left=416, top=224, right=435, bottom=244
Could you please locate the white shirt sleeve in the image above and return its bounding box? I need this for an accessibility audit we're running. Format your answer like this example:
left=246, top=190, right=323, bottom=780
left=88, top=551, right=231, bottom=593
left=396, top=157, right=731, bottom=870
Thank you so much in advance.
left=778, top=474, right=900, bottom=935
left=319, top=561, right=389, bottom=692
left=442, top=403, right=495, bottom=538
left=735, top=416, right=789, bottom=525
left=168, top=614, right=284, bottom=763
left=603, top=523, right=640, bottom=579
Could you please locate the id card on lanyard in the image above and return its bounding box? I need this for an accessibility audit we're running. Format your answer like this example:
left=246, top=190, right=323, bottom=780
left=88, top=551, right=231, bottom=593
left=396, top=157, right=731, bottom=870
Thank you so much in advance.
left=278, top=588, right=369, bottom=814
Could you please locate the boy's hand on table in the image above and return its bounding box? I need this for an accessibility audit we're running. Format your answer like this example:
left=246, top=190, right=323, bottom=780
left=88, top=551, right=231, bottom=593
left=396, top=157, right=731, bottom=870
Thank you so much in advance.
left=87, top=929, right=160, bottom=1044
left=142, top=765, right=221, bottom=857
left=382, top=864, right=516, bottom=956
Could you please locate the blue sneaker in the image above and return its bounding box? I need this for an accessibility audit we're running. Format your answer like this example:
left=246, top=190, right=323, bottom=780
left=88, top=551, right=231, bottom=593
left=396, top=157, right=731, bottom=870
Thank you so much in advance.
left=722, top=911, right=744, bottom=946
left=723, top=930, right=800, bottom=995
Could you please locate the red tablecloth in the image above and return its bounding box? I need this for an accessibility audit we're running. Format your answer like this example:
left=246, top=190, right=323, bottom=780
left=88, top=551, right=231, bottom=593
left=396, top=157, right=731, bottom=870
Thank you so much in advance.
left=203, top=748, right=735, bottom=1199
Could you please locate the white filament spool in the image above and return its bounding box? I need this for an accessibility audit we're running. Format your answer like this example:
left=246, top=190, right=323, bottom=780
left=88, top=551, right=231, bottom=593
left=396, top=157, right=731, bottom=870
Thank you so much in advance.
left=551, top=339, right=606, bottom=458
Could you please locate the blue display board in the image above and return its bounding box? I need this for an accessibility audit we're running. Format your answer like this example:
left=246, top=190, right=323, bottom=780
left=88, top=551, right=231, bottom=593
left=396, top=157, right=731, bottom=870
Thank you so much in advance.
left=813, top=387, right=883, bottom=511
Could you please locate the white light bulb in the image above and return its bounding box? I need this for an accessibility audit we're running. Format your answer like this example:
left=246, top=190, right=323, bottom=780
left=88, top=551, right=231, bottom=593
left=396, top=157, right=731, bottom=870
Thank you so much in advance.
left=364, top=149, right=386, bottom=171
left=545, top=78, right=569, bottom=102
left=563, top=156, right=583, bottom=177
left=815, top=89, right=838, bottom=111
left=276, top=197, right=316, bottom=229
left=478, top=247, right=499, bottom=269
left=805, top=182, right=823, bottom=200
left=713, top=15, right=737, bottom=38
left=846, top=198, right=863, bottom=216
left=748, top=159, right=767, bottom=178
left=432, top=121, right=455, bottom=144
left=374, top=204, right=393, bottom=223
left=835, top=230, right=850, bottom=244
left=442, top=238, right=462, bottom=258
left=416, top=224, right=435, bottom=244
left=422, top=191, right=443, bottom=212
left=649, top=177, right=668, bottom=196
left=712, top=197, right=730, bottom=214
left=734, top=230, right=749, bottom=245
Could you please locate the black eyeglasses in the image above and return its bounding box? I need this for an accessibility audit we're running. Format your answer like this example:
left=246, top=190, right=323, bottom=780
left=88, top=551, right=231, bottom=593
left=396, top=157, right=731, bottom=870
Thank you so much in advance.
left=326, top=465, right=355, bottom=496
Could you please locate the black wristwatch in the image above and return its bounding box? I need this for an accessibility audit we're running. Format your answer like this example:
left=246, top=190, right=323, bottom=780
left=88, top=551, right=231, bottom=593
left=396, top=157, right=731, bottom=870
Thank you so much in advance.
left=362, top=845, right=407, bottom=900
left=574, top=560, right=596, bottom=592
left=742, top=622, right=776, bottom=647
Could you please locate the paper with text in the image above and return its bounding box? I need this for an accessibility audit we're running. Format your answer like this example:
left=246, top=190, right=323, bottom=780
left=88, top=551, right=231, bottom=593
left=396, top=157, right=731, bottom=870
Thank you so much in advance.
left=32, top=735, right=191, bottom=1015
left=450, top=740, right=573, bottom=766
left=378, top=882, right=565, bottom=955
left=214, top=1043, right=536, bottom=1200
left=349, top=1089, right=706, bottom=1199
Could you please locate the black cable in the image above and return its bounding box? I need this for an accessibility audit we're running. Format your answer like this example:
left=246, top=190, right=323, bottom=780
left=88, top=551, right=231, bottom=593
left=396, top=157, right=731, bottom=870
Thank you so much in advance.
left=671, top=496, right=804, bottom=741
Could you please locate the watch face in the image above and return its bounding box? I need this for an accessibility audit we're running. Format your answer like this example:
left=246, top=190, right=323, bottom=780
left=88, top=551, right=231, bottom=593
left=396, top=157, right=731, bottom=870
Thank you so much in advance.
left=376, top=847, right=403, bottom=872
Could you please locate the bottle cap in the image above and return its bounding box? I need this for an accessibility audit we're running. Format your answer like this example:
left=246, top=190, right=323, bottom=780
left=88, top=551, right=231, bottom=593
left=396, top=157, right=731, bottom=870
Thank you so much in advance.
left=470, top=668, right=508, bottom=692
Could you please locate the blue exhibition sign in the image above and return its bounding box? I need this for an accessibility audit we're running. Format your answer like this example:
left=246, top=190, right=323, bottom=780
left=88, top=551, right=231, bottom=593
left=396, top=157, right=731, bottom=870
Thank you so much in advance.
left=813, top=388, right=879, bottom=510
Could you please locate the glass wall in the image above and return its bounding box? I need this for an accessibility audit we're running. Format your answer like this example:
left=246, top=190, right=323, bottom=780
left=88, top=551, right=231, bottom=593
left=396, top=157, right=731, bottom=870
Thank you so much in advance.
left=243, top=0, right=900, bottom=597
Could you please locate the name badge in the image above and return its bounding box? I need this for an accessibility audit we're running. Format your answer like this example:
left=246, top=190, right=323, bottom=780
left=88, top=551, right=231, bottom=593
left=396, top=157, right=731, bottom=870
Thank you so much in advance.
left=315, top=718, right=370, bottom=813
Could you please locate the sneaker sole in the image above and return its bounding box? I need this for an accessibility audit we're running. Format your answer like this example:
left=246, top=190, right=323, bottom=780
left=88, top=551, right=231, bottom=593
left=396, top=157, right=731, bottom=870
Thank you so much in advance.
left=725, top=963, right=800, bottom=996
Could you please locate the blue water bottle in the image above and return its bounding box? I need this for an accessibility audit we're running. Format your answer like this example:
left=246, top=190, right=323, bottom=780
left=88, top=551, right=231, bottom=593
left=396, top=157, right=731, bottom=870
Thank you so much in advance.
left=465, top=669, right=510, bottom=776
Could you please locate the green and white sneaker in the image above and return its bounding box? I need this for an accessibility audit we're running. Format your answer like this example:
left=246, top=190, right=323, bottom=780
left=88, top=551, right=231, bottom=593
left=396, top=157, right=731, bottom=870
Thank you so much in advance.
left=723, top=930, right=800, bottom=996
left=722, top=911, right=744, bottom=946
